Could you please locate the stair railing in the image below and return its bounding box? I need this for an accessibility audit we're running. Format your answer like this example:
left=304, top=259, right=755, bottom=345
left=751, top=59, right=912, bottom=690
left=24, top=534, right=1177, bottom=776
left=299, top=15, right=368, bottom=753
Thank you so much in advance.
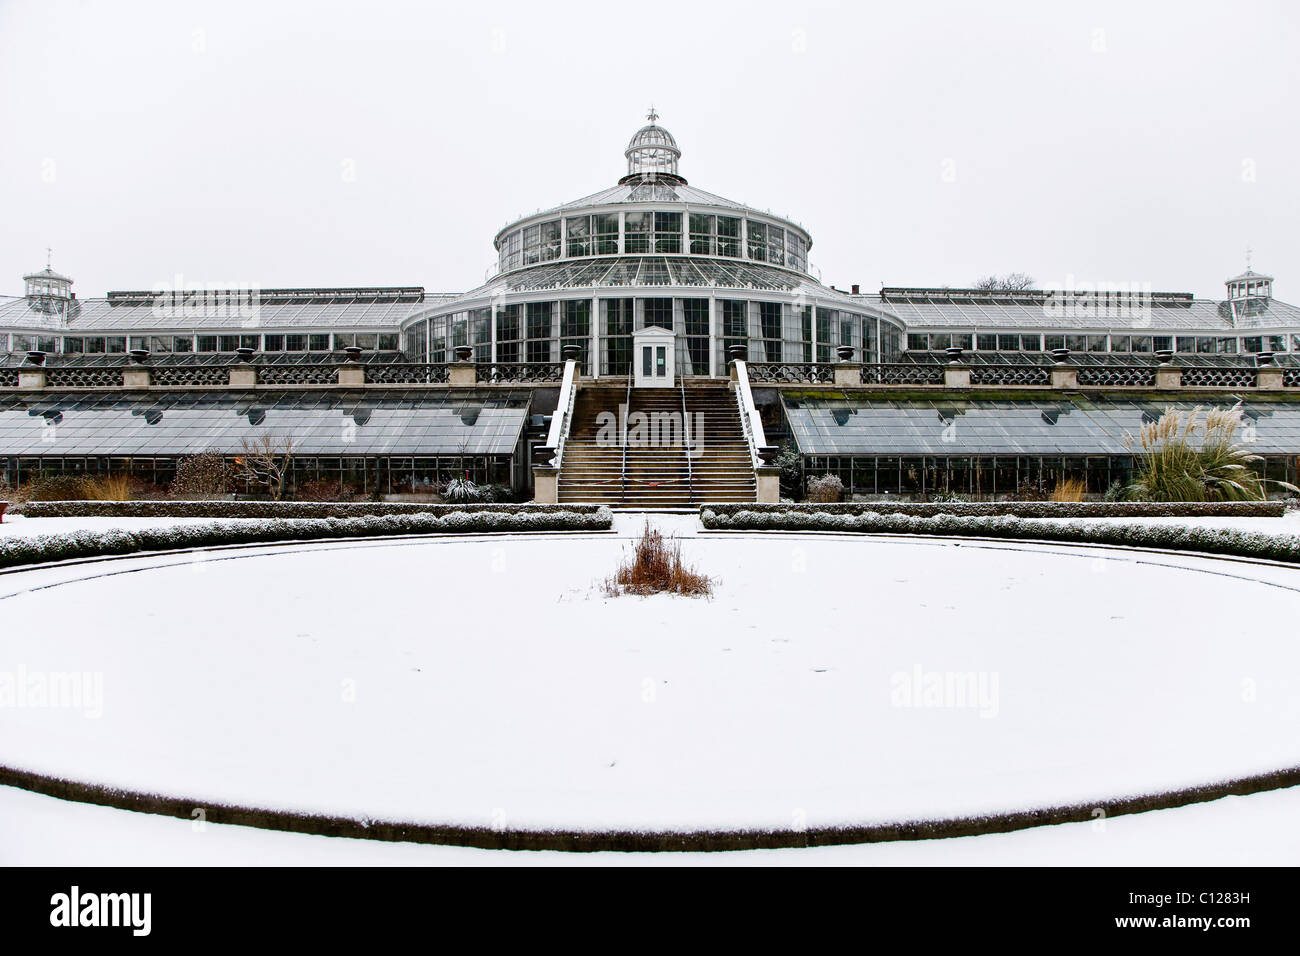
left=544, top=356, right=580, bottom=469
left=732, top=359, right=768, bottom=469
left=619, top=372, right=632, bottom=500
left=678, top=358, right=694, bottom=503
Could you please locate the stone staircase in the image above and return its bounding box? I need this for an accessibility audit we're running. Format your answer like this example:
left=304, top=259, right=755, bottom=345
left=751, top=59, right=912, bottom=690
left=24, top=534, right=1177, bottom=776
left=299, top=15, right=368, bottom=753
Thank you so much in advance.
left=556, top=380, right=758, bottom=509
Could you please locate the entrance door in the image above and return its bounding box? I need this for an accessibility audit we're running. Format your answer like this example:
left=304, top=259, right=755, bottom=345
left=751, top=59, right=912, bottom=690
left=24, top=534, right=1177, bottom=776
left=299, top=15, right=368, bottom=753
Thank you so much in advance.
left=632, top=327, right=675, bottom=388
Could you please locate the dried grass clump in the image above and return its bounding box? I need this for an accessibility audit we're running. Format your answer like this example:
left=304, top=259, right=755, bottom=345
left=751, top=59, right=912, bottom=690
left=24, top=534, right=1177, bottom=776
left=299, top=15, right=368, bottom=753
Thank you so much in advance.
left=1050, top=477, right=1086, bottom=502
left=82, top=474, right=133, bottom=501
left=604, top=520, right=713, bottom=598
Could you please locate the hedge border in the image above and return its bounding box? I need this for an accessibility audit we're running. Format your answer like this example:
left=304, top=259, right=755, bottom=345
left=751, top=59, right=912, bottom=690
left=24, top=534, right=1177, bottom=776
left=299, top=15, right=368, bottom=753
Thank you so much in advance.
left=0, top=509, right=612, bottom=572
left=700, top=508, right=1300, bottom=564
left=1, top=761, right=1295, bottom=853
left=703, top=500, right=1285, bottom=519
left=12, top=500, right=604, bottom=520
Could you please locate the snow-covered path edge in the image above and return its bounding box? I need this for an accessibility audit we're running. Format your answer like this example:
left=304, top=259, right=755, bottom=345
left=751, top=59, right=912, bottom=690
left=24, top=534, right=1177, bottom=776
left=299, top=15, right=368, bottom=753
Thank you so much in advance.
left=4, top=759, right=1297, bottom=853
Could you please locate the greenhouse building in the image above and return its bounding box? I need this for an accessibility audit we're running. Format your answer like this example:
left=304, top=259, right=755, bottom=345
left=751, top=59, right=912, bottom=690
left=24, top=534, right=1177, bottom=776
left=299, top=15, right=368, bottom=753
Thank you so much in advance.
left=4, top=114, right=1300, bottom=506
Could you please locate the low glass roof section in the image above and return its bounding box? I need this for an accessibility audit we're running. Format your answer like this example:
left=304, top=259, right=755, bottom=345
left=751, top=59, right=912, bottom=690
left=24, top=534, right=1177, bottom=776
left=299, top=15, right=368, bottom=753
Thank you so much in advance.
left=0, top=389, right=530, bottom=457
left=783, top=395, right=1300, bottom=456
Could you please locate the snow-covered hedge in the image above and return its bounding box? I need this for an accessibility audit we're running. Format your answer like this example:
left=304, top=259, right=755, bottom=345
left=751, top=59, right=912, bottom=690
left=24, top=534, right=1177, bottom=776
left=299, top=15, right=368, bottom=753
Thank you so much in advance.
left=702, top=500, right=1284, bottom=519
left=701, top=508, right=1300, bottom=564
left=15, top=500, right=604, bottom=519
left=0, top=509, right=612, bottom=571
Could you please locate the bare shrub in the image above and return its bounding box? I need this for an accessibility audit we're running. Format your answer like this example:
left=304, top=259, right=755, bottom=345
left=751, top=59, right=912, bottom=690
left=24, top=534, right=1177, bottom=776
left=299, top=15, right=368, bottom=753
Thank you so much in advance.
left=807, top=473, right=844, bottom=503
left=293, top=479, right=353, bottom=502
left=171, top=451, right=229, bottom=500
left=604, top=520, right=713, bottom=598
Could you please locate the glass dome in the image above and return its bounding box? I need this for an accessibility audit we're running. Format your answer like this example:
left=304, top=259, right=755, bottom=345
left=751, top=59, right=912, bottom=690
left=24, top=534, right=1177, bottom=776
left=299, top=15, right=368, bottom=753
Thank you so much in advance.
left=624, top=110, right=682, bottom=181
left=23, top=259, right=74, bottom=305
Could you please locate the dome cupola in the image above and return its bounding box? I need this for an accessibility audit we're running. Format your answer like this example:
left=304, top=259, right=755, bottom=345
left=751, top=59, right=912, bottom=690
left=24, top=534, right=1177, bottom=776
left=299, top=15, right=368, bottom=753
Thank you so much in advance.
left=23, top=250, right=75, bottom=316
left=620, top=108, right=685, bottom=185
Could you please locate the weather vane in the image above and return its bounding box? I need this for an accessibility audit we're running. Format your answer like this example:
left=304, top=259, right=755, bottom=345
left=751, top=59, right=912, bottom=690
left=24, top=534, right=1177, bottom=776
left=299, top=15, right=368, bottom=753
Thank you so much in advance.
left=647, top=104, right=658, bottom=124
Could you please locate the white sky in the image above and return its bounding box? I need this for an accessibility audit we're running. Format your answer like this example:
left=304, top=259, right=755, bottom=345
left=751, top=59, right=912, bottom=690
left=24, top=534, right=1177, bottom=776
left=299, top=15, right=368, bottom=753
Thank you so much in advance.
left=1, top=0, right=1296, bottom=300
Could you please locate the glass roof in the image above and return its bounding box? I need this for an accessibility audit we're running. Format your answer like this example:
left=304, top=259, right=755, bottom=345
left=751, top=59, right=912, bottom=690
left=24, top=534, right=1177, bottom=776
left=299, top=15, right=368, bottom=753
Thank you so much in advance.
left=0, top=293, right=446, bottom=332
left=870, top=293, right=1300, bottom=332
left=898, top=351, right=1300, bottom=368
left=0, top=389, right=530, bottom=457
left=0, top=351, right=410, bottom=368
left=784, top=394, right=1300, bottom=456
left=453, top=256, right=812, bottom=297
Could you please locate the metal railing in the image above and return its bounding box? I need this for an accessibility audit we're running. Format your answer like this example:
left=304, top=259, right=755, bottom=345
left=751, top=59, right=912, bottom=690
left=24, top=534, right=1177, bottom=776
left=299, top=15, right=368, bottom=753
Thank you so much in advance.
left=1179, top=366, right=1257, bottom=388
left=860, top=364, right=946, bottom=385
left=746, top=361, right=837, bottom=384
left=364, top=363, right=450, bottom=385
left=732, top=360, right=768, bottom=469
left=678, top=361, right=693, bottom=502
left=151, top=365, right=231, bottom=386
left=487, top=362, right=565, bottom=384
left=259, top=364, right=342, bottom=386
left=969, top=364, right=1051, bottom=386
left=620, top=374, right=633, bottom=499
left=1075, top=366, right=1157, bottom=387
left=545, top=358, right=580, bottom=470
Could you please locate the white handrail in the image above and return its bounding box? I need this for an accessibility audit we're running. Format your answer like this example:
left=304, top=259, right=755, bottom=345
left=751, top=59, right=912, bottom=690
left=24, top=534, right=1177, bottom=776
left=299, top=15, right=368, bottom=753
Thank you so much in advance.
left=732, top=360, right=768, bottom=467
left=546, top=358, right=579, bottom=468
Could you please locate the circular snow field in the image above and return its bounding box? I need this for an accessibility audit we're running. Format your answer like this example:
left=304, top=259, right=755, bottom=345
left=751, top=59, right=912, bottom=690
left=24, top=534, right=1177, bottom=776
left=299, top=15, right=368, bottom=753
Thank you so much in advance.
left=1, top=529, right=1299, bottom=836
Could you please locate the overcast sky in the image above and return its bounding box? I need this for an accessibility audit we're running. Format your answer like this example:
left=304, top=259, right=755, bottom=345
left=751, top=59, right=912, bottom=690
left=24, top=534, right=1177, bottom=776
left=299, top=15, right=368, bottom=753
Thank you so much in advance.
left=1, top=0, right=1296, bottom=300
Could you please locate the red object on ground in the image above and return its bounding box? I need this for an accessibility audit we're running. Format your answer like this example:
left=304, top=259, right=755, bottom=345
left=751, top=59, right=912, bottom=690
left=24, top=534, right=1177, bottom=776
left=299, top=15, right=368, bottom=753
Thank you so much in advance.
left=0, top=501, right=7, bottom=524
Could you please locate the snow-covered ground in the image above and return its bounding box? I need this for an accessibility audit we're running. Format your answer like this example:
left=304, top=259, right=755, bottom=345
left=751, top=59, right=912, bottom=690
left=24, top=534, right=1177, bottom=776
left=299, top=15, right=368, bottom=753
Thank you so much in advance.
left=2, top=522, right=1298, bottom=843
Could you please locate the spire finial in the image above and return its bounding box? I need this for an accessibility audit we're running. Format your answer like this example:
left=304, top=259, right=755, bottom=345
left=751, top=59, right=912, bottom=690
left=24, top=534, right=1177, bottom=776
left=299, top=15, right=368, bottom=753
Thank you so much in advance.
left=46, top=246, right=52, bottom=269
left=646, top=104, right=658, bottom=124
left=1246, top=245, right=1253, bottom=271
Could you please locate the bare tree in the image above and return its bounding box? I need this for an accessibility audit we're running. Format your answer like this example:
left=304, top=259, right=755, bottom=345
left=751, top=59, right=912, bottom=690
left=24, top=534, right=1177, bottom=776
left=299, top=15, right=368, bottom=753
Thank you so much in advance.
left=973, top=272, right=1035, bottom=291
left=236, top=434, right=296, bottom=500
